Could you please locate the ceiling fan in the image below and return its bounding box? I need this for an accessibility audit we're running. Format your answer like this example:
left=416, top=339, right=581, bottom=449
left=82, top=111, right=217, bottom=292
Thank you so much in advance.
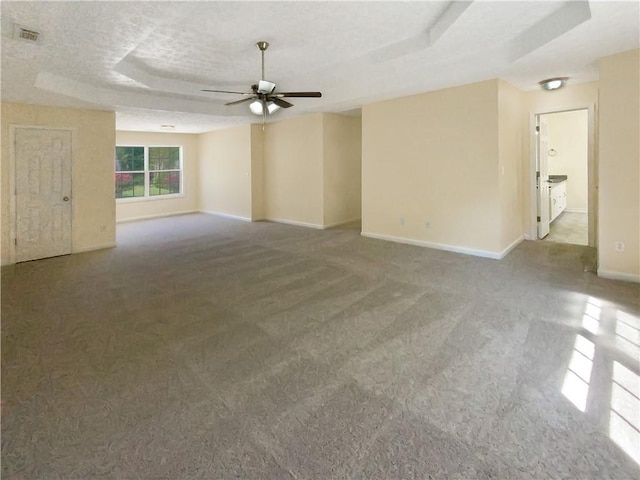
left=202, top=41, right=322, bottom=121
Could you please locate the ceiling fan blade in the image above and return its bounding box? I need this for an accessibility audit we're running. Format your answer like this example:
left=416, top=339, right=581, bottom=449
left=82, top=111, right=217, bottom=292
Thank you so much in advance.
left=225, top=96, right=256, bottom=106
left=277, top=92, right=322, bottom=98
left=270, top=97, right=294, bottom=109
left=201, top=89, right=254, bottom=95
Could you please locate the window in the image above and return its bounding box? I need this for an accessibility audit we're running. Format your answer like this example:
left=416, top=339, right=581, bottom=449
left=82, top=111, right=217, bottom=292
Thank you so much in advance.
left=115, top=146, right=182, bottom=200
left=115, top=146, right=145, bottom=198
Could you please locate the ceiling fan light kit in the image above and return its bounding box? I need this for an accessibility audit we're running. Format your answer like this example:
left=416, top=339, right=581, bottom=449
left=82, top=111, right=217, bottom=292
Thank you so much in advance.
left=249, top=99, right=280, bottom=115
left=201, top=41, right=322, bottom=118
left=249, top=100, right=263, bottom=115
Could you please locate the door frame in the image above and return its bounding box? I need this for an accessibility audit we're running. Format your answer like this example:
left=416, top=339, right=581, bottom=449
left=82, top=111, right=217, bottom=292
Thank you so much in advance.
left=536, top=114, right=551, bottom=239
left=528, top=104, right=597, bottom=247
left=8, top=125, right=77, bottom=264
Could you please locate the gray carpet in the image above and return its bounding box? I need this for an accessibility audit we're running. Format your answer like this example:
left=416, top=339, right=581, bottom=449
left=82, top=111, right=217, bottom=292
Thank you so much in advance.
left=2, top=213, right=639, bottom=479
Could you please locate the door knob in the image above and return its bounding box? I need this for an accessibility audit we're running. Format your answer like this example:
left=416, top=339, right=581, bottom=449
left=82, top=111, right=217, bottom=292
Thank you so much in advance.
left=63, top=196, right=70, bottom=201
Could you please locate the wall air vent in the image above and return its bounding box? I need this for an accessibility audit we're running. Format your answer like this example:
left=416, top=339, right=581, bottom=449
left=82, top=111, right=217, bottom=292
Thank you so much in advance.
left=13, top=24, right=40, bottom=43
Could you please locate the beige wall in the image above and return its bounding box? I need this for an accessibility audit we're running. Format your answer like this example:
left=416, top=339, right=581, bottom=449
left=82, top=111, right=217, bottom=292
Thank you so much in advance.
left=323, top=114, right=362, bottom=227
left=1, top=103, right=116, bottom=265
left=115, top=131, right=199, bottom=222
left=498, top=80, right=524, bottom=251
left=521, top=81, right=598, bottom=239
left=263, top=113, right=324, bottom=227
left=545, top=110, right=589, bottom=212
left=250, top=124, right=265, bottom=220
left=196, top=114, right=358, bottom=228
left=362, top=79, right=508, bottom=256
left=598, top=49, right=639, bottom=281
left=198, top=124, right=253, bottom=220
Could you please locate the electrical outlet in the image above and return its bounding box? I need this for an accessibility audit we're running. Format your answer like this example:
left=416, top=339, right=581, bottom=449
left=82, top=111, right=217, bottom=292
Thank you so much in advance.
left=615, top=241, right=625, bottom=252
left=399, top=217, right=405, bottom=226
left=425, top=221, right=431, bottom=229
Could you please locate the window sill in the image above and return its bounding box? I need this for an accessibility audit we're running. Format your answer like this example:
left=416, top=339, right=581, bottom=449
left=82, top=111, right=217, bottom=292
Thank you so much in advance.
left=116, top=193, right=185, bottom=204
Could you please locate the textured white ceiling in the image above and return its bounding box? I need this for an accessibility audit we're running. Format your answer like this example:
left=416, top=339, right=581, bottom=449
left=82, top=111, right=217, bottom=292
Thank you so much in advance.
left=1, top=1, right=638, bottom=133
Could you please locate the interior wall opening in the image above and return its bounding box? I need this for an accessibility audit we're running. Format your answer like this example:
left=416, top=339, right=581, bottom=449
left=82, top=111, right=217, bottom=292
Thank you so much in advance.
left=532, top=106, right=596, bottom=249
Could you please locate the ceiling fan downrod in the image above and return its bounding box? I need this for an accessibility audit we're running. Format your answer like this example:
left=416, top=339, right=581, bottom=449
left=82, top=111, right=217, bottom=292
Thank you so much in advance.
left=256, top=41, right=269, bottom=81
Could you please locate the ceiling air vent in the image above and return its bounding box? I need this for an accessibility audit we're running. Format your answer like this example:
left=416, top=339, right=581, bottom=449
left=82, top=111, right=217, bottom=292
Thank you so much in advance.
left=13, top=24, right=40, bottom=43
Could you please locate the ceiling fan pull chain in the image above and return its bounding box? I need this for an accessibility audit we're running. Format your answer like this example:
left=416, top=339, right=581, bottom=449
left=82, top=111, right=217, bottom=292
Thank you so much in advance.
left=263, top=99, right=267, bottom=126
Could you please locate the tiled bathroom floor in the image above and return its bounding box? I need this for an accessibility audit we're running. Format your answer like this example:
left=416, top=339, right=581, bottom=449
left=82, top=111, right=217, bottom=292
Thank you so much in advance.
left=545, top=212, right=589, bottom=245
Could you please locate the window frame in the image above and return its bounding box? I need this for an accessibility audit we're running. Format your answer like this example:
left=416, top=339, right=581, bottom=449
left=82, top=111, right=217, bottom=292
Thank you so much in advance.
left=115, top=144, right=184, bottom=203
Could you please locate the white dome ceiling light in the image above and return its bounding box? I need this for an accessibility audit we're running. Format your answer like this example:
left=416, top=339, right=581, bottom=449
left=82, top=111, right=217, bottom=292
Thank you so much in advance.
left=539, top=77, right=569, bottom=91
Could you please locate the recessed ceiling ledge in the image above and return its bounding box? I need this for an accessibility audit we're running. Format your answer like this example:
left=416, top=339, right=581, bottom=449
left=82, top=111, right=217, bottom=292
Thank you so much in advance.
left=35, top=71, right=244, bottom=117
left=507, top=1, right=592, bottom=63
left=114, top=57, right=230, bottom=98
left=428, top=0, right=474, bottom=45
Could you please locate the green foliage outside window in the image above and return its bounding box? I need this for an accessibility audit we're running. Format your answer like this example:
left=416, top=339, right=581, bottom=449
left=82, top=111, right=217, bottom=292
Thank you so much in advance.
left=115, top=146, right=181, bottom=199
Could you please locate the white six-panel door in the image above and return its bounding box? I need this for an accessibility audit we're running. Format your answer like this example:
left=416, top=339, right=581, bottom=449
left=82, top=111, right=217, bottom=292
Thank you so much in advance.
left=15, top=128, right=72, bottom=262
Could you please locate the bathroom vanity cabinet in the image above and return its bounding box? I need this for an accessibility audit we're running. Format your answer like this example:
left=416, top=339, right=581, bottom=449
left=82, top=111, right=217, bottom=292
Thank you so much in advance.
left=550, top=178, right=567, bottom=222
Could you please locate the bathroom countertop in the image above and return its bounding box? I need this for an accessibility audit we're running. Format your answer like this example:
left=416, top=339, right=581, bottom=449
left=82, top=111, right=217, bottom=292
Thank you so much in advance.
left=548, top=174, right=567, bottom=184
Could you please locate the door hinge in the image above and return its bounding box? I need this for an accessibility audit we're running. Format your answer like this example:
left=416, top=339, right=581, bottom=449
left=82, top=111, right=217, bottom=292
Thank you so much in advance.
left=536, top=171, right=540, bottom=179
left=14, top=238, right=17, bottom=245
left=536, top=126, right=540, bottom=133
left=537, top=216, right=541, bottom=222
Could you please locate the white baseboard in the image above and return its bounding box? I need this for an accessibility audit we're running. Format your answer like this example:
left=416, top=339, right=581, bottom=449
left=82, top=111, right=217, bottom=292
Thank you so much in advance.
left=323, top=217, right=362, bottom=229
left=116, top=210, right=197, bottom=223
left=360, top=231, right=519, bottom=260
left=265, top=217, right=361, bottom=230
left=500, top=236, right=524, bottom=259
left=565, top=208, right=589, bottom=214
left=523, top=233, right=534, bottom=241
left=597, top=269, right=640, bottom=283
left=2, top=242, right=116, bottom=265
left=264, top=217, right=325, bottom=230
left=73, top=242, right=117, bottom=253
left=199, top=210, right=252, bottom=222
